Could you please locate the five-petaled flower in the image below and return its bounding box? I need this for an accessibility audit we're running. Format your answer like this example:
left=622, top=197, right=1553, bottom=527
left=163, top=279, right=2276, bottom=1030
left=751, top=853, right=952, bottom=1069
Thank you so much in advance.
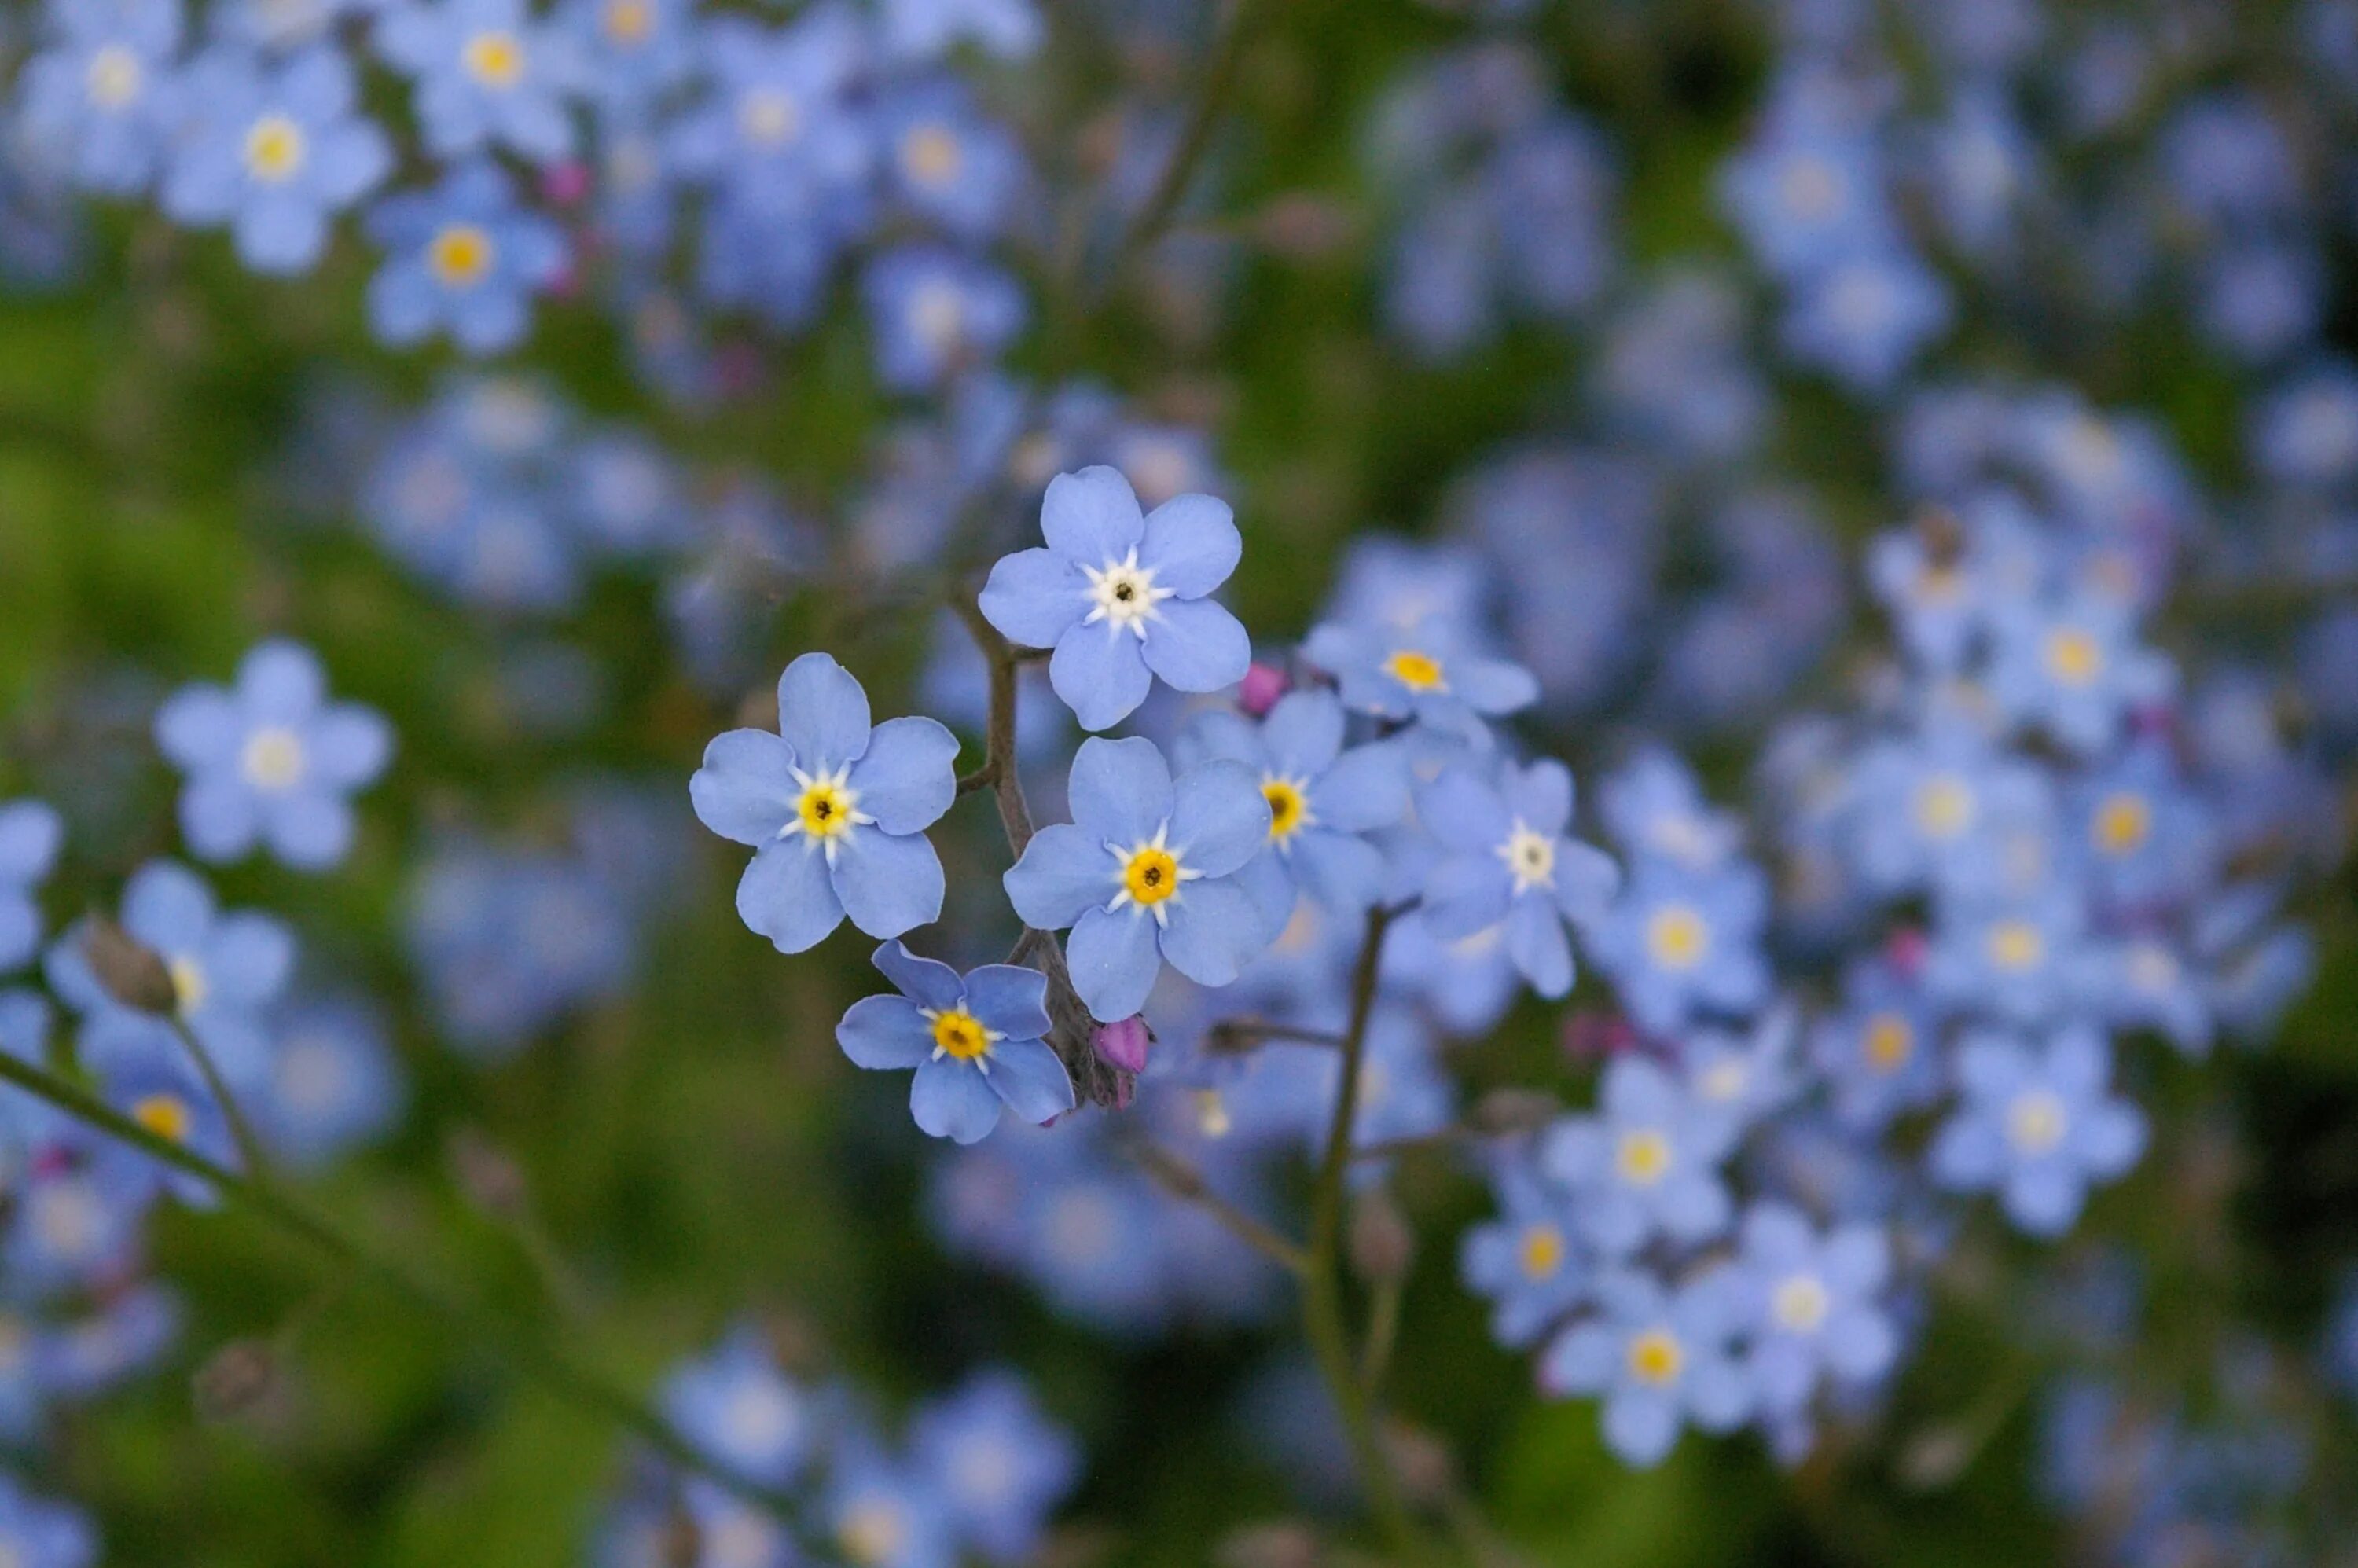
left=690, top=652, right=960, bottom=955
left=979, top=466, right=1252, bottom=732
left=837, top=942, right=1074, bottom=1144
left=1417, top=759, right=1618, bottom=1000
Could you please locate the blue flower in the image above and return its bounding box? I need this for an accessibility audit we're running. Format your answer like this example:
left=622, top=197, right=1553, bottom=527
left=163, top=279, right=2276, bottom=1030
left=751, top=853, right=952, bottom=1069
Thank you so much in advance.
left=560, top=0, right=694, bottom=114
left=1002, top=736, right=1272, bottom=1021
left=838, top=942, right=1073, bottom=1144
left=408, top=843, right=635, bottom=1055
left=979, top=466, right=1251, bottom=732
left=1809, top=957, right=1946, bottom=1131
left=1778, top=247, right=1953, bottom=391
left=156, top=43, right=391, bottom=274
left=659, top=1322, right=811, bottom=1487
left=374, top=0, right=585, bottom=162
left=1416, top=760, right=1618, bottom=1001
left=154, top=639, right=394, bottom=872
left=879, top=79, right=1028, bottom=243
left=1929, top=1026, right=2147, bottom=1236
left=0, top=1473, right=96, bottom=1568
left=0, top=802, right=64, bottom=972
left=909, top=1370, right=1080, bottom=1564
left=1926, top=884, right=2089, bottom=1026
left=1175, top=689, right=1409, bottom=932
left=95, top=1046, right=238, bottom=1207
left=1984, top=592, right=2173, bottom=755
left=365, top=160, right=568, bottom=355
left=2, top=1136, right=151, bottom=1298
left=1730, top=1201, right=1897, bottom=1419
left=261, top=997, right=406, bottom=1169
left=17, top=0, right=185, bottom=196
left=1461, top=1162, right=1589, bottom=1349
left=1303, top=614, right=1537, bottom=740
left=690, top=652, right=960, bottom=956
left=668, top=10, right=870, bottom=218
left=2065, top=740, right=2215, bottom=911
left=1540, top=1055, right=1738, bottom=1255
left=1588, top=857, right=1772, bottom=1032
left=825, top=1431, right=957, bottom=1568
left=863, top=246, right=1028, bottom=393
left=1539, top=1265, right=1751, bottom=1467
left=1599, top=747, right=1743, bottom=872
left=878, top=0, right=1041, bottom=61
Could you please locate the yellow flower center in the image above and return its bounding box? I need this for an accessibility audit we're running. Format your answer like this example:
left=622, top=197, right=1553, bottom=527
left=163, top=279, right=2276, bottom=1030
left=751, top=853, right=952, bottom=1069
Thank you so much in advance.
left=86, top=46, right=144, bottom=110
left=1627, top=1328, right=1683, bottom=1385
left=1122, top=845, right=1180, bottom=906
left=602, top=0, right=653, bottom=43
left=795, top=778, right=858, bottom=840
left=1518, top=1224, right=1565, bottom=1280
left=1383, top=649, right=1446, bottom=692
left=1985, top=919, right=2044, bottom=972
left=2093, top=791, right=2151, bottom=856
left=1615, top=1127, right=1671, bottom=1187
left=926, top=1007, right=993, bottom=1062
left=1772, top=1273, right=1831, bottom=1334
left=1262, top=777, right=1309, bottom=844
left=428, top=223, right=497, bottom=288
left=132, top=1093, right=193, bottom=1144
left=1912, top=775, right=1974, bottom=839
left=1645, top=905, right=1708, bottom=971
left=241, top=726, right=307, bottom=791
left=461, top=29, right=527, bottom=90
left=242, top=114, right=307, bottom=183
left=2043, top=627, right=2103, bottom=687
left=900, top=123, right=964, bottom=185
left=738, top=89, right=802, bottom=148
left=2006, top=1089, right=2068, bottom=1155
left=170, top=957, right=208, bottom=1016
left=1863, top=1012, right=1912, bottom=1073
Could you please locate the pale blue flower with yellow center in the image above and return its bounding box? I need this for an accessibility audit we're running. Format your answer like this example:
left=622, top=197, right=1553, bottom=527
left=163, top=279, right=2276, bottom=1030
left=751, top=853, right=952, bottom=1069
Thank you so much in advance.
left=1929, top=1025, right=2147, bottom=1236
left=1539, top=1265, right=1751, bottom=1468
left=838, top=942, right=1072, bottom=1145
left=365, top=160, right=567, bottom=354
left=1985, top=591, right=2174, bottom=755
left=1809, top=957, right=1946, bottom=1131
left=1461, top=1162, right=1589, bottom=1349
left=878, top=78, right=1028, bottom=242
left=1926, top=884, right=2088, bottom=1026
left=1588, top=856, right=1772, bottom=1031
left=1540, top=1054, right=1738, bottom=1256
left=1304, top=611, right=1538, bottom=744
left=979, top=466, right=1251, bottom=733
left=375, top=0, right=586, bottom=163
left=1003, top=736, right=1272, bottom=1022
left=154, top=639, right=395, bottom=872
left=690, top=652, right=961, bottom=957
left=95, top=1045, right=238, bottom=1209
left=826, top=1429, right=957, bottom=1568
left=1416, top=759, right=1618, bottom=1000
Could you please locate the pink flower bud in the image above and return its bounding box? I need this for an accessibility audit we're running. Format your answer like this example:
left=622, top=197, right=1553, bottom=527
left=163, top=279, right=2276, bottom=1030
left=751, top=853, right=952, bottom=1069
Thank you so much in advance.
left=1237, top=662, right=1289, bottom=718
left=540, top=161, right=591, bottom=206
left=1093, top=1015, right=1151, bottom=1074
left=1886, top=926, right=1929, bottom=976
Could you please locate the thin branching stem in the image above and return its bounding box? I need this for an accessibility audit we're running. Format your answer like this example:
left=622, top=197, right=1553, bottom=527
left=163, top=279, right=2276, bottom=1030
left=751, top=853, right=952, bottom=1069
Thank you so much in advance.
left=166, top=1014, right=275, bottom=1184
left=1123, top=1137, right=1307, bottom=1274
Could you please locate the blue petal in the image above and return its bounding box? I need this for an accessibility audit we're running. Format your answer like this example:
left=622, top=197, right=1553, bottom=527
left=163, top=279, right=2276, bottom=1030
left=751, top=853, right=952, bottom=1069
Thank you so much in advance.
left=1049, top=626, right=1153, bottom=733
left=1004, top=824, right=1116, bottom=931
left=1415, top=768, right=1512, bottom=856
left=1039, top=465, right=1144, bottom=565
left=1175, top=708, right=1262, bottom=772
left=775, top=652, right=872, bottom=773
left=1230, top=849, right=1298, bottom=935
left=1292, top=830, right=1385, bottom=914
left=1506, top=760, right=1574, bottom=837
left=691, top=729, right=800, bottom=846
left=1603, top=1389, right=1681, bottom=1467
left=1065, top=736, right=1174, bottom=846
left=828, top=828, right=944, bottom=941
left=239, top=641, right=327, bottom=722
left=0, top=803, right=62, bottom=887
left=1169, top=759, right=1270, bottom=879
left=962, top=964, right=1052, bottom=1041
left=1140, top=598, right=1251, bottom=693
left=123, top=861, right=217, bottom=953
left=1452, top=655, right=1539, bottom=716
left=848, top=716, right=959, bottom=835
left=1155, top=878, right=1267, bottom=989
left=1262, top=689, right=1345, bottom=777
left=262, top=791, right=355, bottom=871
left=978, top=547, right=1088, bottom=650
left=1063, top=906, right=1161, bottom=1022
left=306, top=707, right=395, bottom=789
left=911, top=1055, right=1005, bottom=1144
left=736, top=839, right=844, bottom=954
left=1506, top=895, right=1573, bottom=997
left=1313, top=742, right=1409, bottom=834
left=154, top=689, right=241, bottom=772
left=837, top=993, right=935, bottom=1069
left=1423, top=853, right=1512, bottom=938
left=1553, top=840, right=1621, bottom=925
left=1137, top=492, right=1240, bottom=597
left=984, top=1035, right=1075, bottom=1125
left=871, top=940, right=966, bottom=1012
left=181, top=780, right=260, bottom=864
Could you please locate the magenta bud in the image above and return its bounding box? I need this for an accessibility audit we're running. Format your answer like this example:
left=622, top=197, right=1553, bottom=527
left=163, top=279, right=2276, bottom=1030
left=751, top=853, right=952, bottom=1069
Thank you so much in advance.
left=1236, top=663, right=1288, bottom=718
left=1886, top=926, right=1929, bottom=976
left=540, top=160, right=591, bottom=205
left=1093, top=1015, right=1151, bottom=1074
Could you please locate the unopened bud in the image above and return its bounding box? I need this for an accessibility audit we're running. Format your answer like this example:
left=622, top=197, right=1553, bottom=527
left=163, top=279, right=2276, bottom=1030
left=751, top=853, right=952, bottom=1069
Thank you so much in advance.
left=1236, top=663, right=1290, bottom=718
left=539, top=160, right=590, bottom=205
left=1215, top=1522, right=1322, bottom=1568
left=1348, top=1190, right=1414, bottom=1283
left=1895, top=1423, right=1973, bottom=1490
left=1252, top=194, right=1359, bottom=260
left=1559, top=1011, right=1634, bottom=1063
left=447, top=1127, right=530, bottom=1219
left=81, top=916, right=178, bottom=1015
left=1381, top=1420, right=1456, bottom=1507
left=1093, top=1015, right=1151, bottom=1074
left=1473, top=1088, right=1560, bottom=1136
left=193, top=1338, right=278, bottom=1423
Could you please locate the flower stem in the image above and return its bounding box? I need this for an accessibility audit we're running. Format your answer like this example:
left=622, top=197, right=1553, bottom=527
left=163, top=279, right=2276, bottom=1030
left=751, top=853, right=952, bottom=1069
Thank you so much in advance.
left=1123, top=1137, right=1307, bottom=1273
left=1100, top=0, right=1265, bottom=288
left=166, top=1015, right=275, bottom=1185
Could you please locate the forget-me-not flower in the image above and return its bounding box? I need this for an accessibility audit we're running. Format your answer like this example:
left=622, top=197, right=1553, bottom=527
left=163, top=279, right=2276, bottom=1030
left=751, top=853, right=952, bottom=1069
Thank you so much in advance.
left=154, top=639, right=394, bottom=872
left=0, top=1473, right=95, bottom=1568
left=1003, top=736, right=1272, bottom=1021
left=1731, top=1201, right=1898, bottom=1419
left=1461, top=1162, right=1589, bottom=1349
left=838, top=942, right=1073, bottom=1144
left=979, top=466, right=1252, bottom=733
left=1303, top=614, right=1538, bottom=741
left=879, top=79, right=1027, bottom=243
left=1588, top=857, right=1772, bottom=1032
left=365, top=161, right=567, bottom=355
left=879, top=0, right=1041, bottom=61
left=910, top=1370, right=1080, bottom=1564
left=1541, top=1054, right=1738, bottom=1255
left=374, top=0, right=585, bottom=162
left=1416, top=759, right=1617, bottom=1000
left=1540, top=1266, right=1751, bottom=1467
left=826, top=1430, right=957, bottom=1568
left=17, top=0, right=185, bottom=196
left=659, top=1322, right=812, bottom=1487
left=1985, top=591, right=2174, bottom=755
left=262, top=997, right=406, bottom=1169
left=863, top=247, right=1027, bottom=393
left=0, top=802, right=64, bottom=973
left=95, top=1045, right=238, bottom=1208
left=1809, top=957, right=1946, bottom=1131
left=1929, top=1025, right=2147, bottom=1236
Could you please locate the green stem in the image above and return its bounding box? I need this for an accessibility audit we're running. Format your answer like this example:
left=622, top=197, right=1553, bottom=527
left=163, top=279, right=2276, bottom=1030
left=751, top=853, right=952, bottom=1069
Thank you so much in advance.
left=166, top=1014, right=275, bottom=1185
left=1096, top=0, right=1265, bottom=293
left=0, top=1049, right=799, bottom=1522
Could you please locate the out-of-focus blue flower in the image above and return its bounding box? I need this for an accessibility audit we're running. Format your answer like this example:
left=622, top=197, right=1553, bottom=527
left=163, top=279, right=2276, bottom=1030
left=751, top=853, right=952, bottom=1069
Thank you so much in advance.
left=1929, top=1026, right=2147, bottom=1236
left=210, top=0, right=373, bottom=53
left=1810, top=957, right=1946, bottom=1131
left=979, top=466, right=1251, bottom=732
left=0, top=802, right=64, bottom=972
left=374, top=0, right=585, bottom=162
left=1176, top=690, right=1409, bottom=931
left=1462, top=1162, right=1588, bottom=1348
left=1673, top=1007, right=1800, bottom=1129
left=1588, top=857, right=1770, bottom=1033
left=0, top=1472, right=97, bottom=1568
left=154, top=639, right=393, bottom=872
left=2, top=1139, right=152, bottom=1299
left=1846, top=718, right=2052, bottom=898
left=1541, top=1055, right=1737, bottom=1255
left=669, top=9, right=869, bottom=219
left=1780, top=247, right=1952, bottom=391
left=909, top=1370, right=1079, bottom=1565
left=1731, top=1201, right=1897, bottom=1419
left=17, top=0, right=185, bottom=196
left=863, top=247, right=1027, bottom=394
left=878, top=0, right=1041, bottom=61
left=1304, top=615, right=1537, bottom=741
left=838, top=942, right=1072, bottom=1144
left=1985, top=592, right=2173, bottom=755
left=880, top=79, right=1027, bottom=243
left=94, top=1045, right=239, bottom=1208
left=1718, top=127, right=1890, bottom=278
left=261, top=997, right=405, bottom=1168
left=692, top=653, right=960, bottom=957
left=156, top=43, right=389, bottom=274
left=560, top=0, right=692, bottom=113
left=2065, top=740, right=2214, bottom=911
left=365, top=160, right=568, bottom=355
left=407, top=842, right=634, bottom=1055
left=1927, top=885, right=2090, bottom=1026
left=659, top=1323, right=811, bottom=1488
left=825, top=1432, right=957, bottom=1568
left=1416, top=760, right=1617, bottom=1001
left=2252, top=359, right=2358, bottom=489
left=1540, top=1266, right=1751, bottom=1467
left=1005, top=736, right=1272, bottom=1020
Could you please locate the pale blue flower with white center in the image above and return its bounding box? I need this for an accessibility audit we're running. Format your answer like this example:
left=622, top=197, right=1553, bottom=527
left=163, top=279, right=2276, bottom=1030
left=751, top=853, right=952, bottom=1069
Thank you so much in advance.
left=1779, top=246, right=1953, bottom=391
left=659, top=1322, right=812, bottom=1487
left=1717, top=127, right=1891, bottom=279
left=2251, top=358, right=2358, bottom=489
left=262, top=997, right=405, bottom=1169
left=864, top=246, right=1027, bottom=393
left=1461, top=1162, right=1589, bottom=1349
left=0, top=1472, right=96, bottom=1568
left=154, top=639, right=394, bottom=872
left=1673, top=1005, right=1801, bottom=1130
left=559, top=0, right=693, bottom=114
left=1586, top=857, right=1771, bottom=1032
left=1540, top=1054, right=1738, bottom=1256
left=1929, top=1025, right=2147, bottom=1236
left=1303, top=614, right=1537, bottom=742
left=979, top=466, right=1251, bottom=733
left=17, top=0, right=185, bottom=196
left=156, top=43, right=390, bottom=274
left=1599, top=747, right=1742, bottom=872
left=1730, top=1201, right=1898, bottom=1420
left=690, top=653, right=960, bottom=957
left=1416, top=760, right=1618, bottom=1001
left=374, top=0, right=586, bottom=162
left=1176, top=690, right=1409, bottom=932
left=910, top=1369, right=1080, bottom=1565
left=838, top=942, right=1072, bottom=1145
left=879, top=0, right=1041, bottom=61
left=1984, top=591, right=2174, bottom=755
left=366, top=161, right=567, bottom=355
left=0, top=802, right=64, bottom=972
left=667, top=9, right=870, bottom=220
left=3, top=1135, right=152, bottom=1299
left=1002, top=736, right=1272, bottom=1022
left=1539, top=1265, right=1751, bottom=1468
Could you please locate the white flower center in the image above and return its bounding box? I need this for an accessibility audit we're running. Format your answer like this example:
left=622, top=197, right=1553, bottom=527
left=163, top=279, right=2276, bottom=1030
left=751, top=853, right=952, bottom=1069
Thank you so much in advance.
left=2006, top=1089, right=2069, bottom=1155
left=86, top=46, right=145, bottom=110
left=738, top=89, right=802, bottom=148
left=1081, top=549, right=1173, bottom=638
left=241, top=726, right=307, bottom=791
left=1496, top=822, right=1555, bottom=894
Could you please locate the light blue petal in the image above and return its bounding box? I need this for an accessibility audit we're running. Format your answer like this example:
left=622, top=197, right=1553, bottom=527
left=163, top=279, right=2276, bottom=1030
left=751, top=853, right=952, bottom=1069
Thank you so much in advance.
left=829, top=828, right=944, bottom=940
left=1415, top=768, right=1511, bottom=856
left=1262, top=689, right=1345, bottom=777
left=848, top=716, right=959, bottom=835
left=1137, top=492, right=1240, bottom=597
left=871, top=940, right=966, bottom=1012
left=736, top=839, right=843, bottom=954
left=978, top=547, right=1087, bottom=650
left=1155, top=878, right=1267, bottom=988
left=153, top=689, right=241, bottom=772
left=984, top=1035, right=1074, bottom=1125
left=1038, top=465, right=1144, bottom=565
left=181, top=780, right=260, bottom=864
left=304, top=707, right=395, bottom=789
left=261, top=791, right=354, bottom=871
left=1539, top=1322, right=1618, bottom=1395
left=774, top=652, right=872, bottom=772
left=1140, top=598, right=1251, bottom=693
left=1506, top=760, right=1574, bottom=837
left=911, top=1055, right=1004, bottom=1144
left=1452, top=655, right=1539, bottom=715
left=1049, top=626, right=1152, bottom=732
left=1313, top=741, right=1409, bottom=834
left=1230, top=849, right=1298, bottom=934
left=1423, top=853, right=1512, bottom=939
left=239, top=641, right=326, bottom=722
left=1552, top=840, right=1621, bottom=925
left=1168, top=759, right=1269, bottom=878
left=961, top=964, right=1052, bottom=1041
left=1004, top=824, right=1116, bottom=931
left=690, top=729, right=800, bottom=846
left=1064, top=906, right=1161, bottom=1022
left=837, top=993, right=934, bottom=1069
left=1505, top=894, right=1573, bottom=998
left=1291, top=831, right=1384, bottom=914
left=1065, top=736, right=1174, bottom=846
left=1175, top=708, right=1262, bottom=772
left=123, top=862, right=216, bottom=952
left=1603, top=1389, right=1680, bottom=1467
